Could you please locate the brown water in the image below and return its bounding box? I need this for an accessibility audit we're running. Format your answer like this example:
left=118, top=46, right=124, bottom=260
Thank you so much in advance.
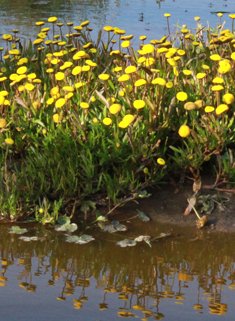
left=0, top=220, right=235, bottom=321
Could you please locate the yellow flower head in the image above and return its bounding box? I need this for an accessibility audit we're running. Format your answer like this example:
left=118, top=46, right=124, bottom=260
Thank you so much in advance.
left=55, top=72, right=65, bottom=81
left=0, top=118, right=6, bottom=128
left=53, top=113, right=60, bottom=123
left=98, top=74, right=110, bottom=81
left=121, top=40, right=130, bottom=48
left=109, top=104, right=121, bottom=114
left=212, top=77, right=224, bottom=84
left=157, top=158, right=165, bottom=165
left=176, top=92, right=188, bottom=101
left=5, top=138, right=14, bottom=145
left=152, top=78, right=166, bottom=86
left=134, top=79, right=146, bottom=87
left=210, top=54, right=221, bottom=61
left=72, top=66, right=82, bottom=76
left=103, top=117, right=112, bottom=126
left=218, top=60, right=231, bottom=74
left=216, top=104, right=229, bottom=115
left=48, top=17, right=57, bottom=23
left=212, top=85, right=224, bottom=91
left=223, top=93, right=234, bottom=104
left=133, top=100, right=145, bottom=109
left=166, top=82, right=173, bottom=88
left=25, top=83, right=35, bottom=91
left=80, top=102, right=89, bottom=109
left=205, top=106, right=215, bottom=113
left=50, top=87, right=59, bottom=96
left=164, top=13, right=171, bottom=17
left=125, top=66, right=137, bottom=74
left=196, top=73, right=206, bottom=79
left=178, top=125, right=190, bottom=137
left=118, top=74, right=130, bottom=82
left=142, top=44, right=155, bottom=54
left=55, top=98, right=66, bottom=108
left=17, top=66, right=27, bottom=75
left=183, top=70, right=192, bottom=76
left=194, top=16, right=200, bottom=21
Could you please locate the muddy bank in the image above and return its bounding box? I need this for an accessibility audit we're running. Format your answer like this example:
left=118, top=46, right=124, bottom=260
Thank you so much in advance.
left=111, top=178, right=235, bottom=234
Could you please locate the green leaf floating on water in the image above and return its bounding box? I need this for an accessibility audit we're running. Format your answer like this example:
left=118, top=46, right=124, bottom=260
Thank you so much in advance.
left=55, top=216, right=78, bottom=232
left=137, top=209, right=150, bottom=222
left=8, top=226, right=28, bottom=234
left=116, top=239, right=136, bottom=247
left=19, top=236, right=39, bottom=242
left=104, top=220, right=127, bottom=233
left=66, top=234, right=95, bottom=244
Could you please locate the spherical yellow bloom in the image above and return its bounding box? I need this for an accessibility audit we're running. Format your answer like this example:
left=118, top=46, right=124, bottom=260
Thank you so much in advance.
left=47, top=98, right=54, bottom=105
left=140, top=35, right=146, bottom=40
left=121, top=40, right=130, bottom=48
left=118, top=90, right=125, bottom=97
left=60, top=61, right=73, bottom=70
left=80, top=102, right=89, bottom=109
left=138, top=57, right=146, bottom=63
left=5, top=138, right=14, bottom=145
left=93, top=118, right=98, bottom=123
left=212, top=85, right=224, bottom=91
left=157, top=158, right=165, bottom=165
left=216, top=104, right=229, bottom=115
left=48, top=17, right=57, bottom=23
left=178, top=125, right=190, bottom=137
left=75, top=82, right=85, bottom=89
left=85, top=60, right=97, bottom=67
left=144, top=57, right=155, bottom=66
left=35, top=21, right=45, bottom=26
left=98, top=74, right=110, bottom=81
left=177, top=49, right=185, bottom=56
left=202, top=64, right=210, bottom=70
left=166, top=82, right=173, bottom=88
left=72, top=66, right=82, bottom=76
left=217, top=13, right=223, bottom=17
left=64, top=92, right=73, bottom=100
left=196, top=73, right=206, bottom=79
left=25, top=83, right=34, bottom=91
left=55, top=72, right=65, bottom=81
left=231, top=52, right=235, bottom=60
left=218, top=60, right=231, bottom=74
left=81, top=20, right=90, bottom=27
left=0, top=90, right=8, bottom=96
left=223, top=93, right=234, bottom=104
left=118, top=74, right=130, bottom=82
left=109, top=104, right=121, bottom=114
left=33, top=79, right=41, bottom=84
left=4, top=100, right=10, bottom=106
left=0, top=118, right=6, bottom=128
left=50, top=87, right=59, bottom=96
left=212, top=77, right=224, bottom=84
left=157, top=47, right=168, bottom=54
left=166, top=48, right=177, bottom=58
left=62, top=86, right=74, bottom=92
left=183, top=70, right=192, bottom=76
left=17, top=66, right=27, bottom=75
left=205, top=106, right=215, bottom=113
left=53, top=113, right=60, bottom=123
left=134, top=79, right=146, bottom=87
left=9, top=49, right=20, bottom=55
left=164, top=13, right=171, bottom=17
left=91, top=96, right=96, bottom=103
left=54, top=98, right=65, bottom=108
left=51, top=58, right=60, bottom=65
left=123, top=114, right=135, bottom=124
left=125, top=66, right=137, bottom=74
left=176, top=92, right=188, bottom=101
left=103, top=26, right=114, bottom=32
left=0, top=95, right=5, bottom=105
left=82, top=66, right=90, bottom=72
left=229, top=14, right=235, bottom=19
left=118, top=120, right=129, bottom=128
left=152, top=77, right=166, bottom=86
left=114, top=67, right=122, bottom=72
left=167, top=58, right=177, bottom=67
left=103, top=117, right=112, bottom=126
left=142, top=44, right=155, bottom=54
left=133, top=100, right=145, bottom=109
left=194, top=16, right=200, bottom=21
left=18, top=85, right=25, bottom=92
left=210, top=54, right=221, bottom=61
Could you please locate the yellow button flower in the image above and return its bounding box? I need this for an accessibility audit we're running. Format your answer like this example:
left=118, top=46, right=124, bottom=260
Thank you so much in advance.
left=109, top=104, right=121, bottom=114
left=205, top=106, right=215, bottom=113
left=133, top=100, right=145, bottom=109
left=48, top=17, right=57, bottom=23
left=55, top=98, right=66, bottom=108
left=125, top=66, right=137, bottom=74
left=98, top=74, right=110, bottom=81
left=157, top=158, right=165, bottom=165
left=0, top=118, right=6, bottom=128
left=5, top=138, right=14, bottom=145
left=103, top=117, right=112, bottom=126
left=176, top=92, right=188, bottom=101
left=17, top=66, right=27, bottom=75
left=216, top=104, right=229, bottom=115
left=80, top=102, right=89, bottom=109
left=223, top=93, right=234, bottom=104
left=55, top=72, right=65, bottom=81
left=178, top=125, right=190, bottom=137
left=134, top=79, right=146, bottom=87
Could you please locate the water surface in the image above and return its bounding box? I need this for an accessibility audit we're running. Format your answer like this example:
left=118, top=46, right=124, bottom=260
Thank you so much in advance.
left=0, top=221, right=235, bottom=320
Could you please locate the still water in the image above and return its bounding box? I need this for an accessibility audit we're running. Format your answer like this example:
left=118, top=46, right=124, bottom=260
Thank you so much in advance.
left=0, top=221, right=235, bottom=321
left=1, top=0, right=235, bottom=47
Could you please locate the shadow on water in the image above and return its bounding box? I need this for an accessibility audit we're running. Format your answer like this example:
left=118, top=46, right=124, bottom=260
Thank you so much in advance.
left=0, top=220, right=235, bottom=320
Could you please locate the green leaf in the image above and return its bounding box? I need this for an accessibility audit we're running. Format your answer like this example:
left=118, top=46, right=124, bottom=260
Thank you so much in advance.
left=137, top=209, right=150, bottom=222
left=8, top=226, right=28, bottom=234
left=57, top=216, right=70, bottom=226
